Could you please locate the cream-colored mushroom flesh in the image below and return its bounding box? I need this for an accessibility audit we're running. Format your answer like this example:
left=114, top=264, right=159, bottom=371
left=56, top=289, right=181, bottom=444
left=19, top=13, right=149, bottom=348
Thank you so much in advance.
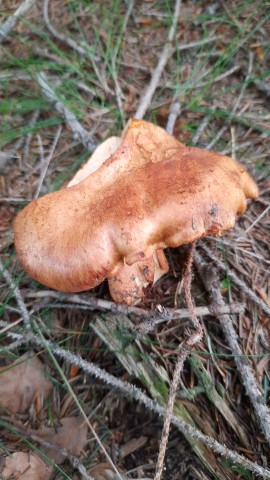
left=14, top=119, right=258, bottom=293
left=67, top=136, right=122, bottom=187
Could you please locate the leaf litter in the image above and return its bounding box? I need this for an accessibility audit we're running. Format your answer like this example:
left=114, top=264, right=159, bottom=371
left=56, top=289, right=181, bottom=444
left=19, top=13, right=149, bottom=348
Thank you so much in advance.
left=0, top=352, right=52, bottom=414
left=0, top=0, right=270, bottom=479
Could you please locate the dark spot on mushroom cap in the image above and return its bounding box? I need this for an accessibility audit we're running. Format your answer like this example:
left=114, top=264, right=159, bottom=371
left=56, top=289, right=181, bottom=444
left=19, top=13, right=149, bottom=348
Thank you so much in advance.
left=192, top=218, right=198, bottom=230
left=142, top=266, right=150, bottom=276
left=209, top=204, right=218, bottom=217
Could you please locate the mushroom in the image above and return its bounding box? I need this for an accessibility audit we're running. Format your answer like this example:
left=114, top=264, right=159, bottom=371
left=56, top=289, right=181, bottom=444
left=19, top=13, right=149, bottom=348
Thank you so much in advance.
left=66, top=133, right=169, bottom=305
left=14, top=119, right=258, bottom=298
left=106, top=248, right=168, bottom=305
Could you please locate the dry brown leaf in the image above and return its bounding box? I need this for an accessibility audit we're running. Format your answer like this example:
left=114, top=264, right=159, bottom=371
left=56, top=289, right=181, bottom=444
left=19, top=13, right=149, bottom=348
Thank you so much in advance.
left=0, top=352, right=53, bottom=414
left=89, top=463, right=126, bottom=480
left=37, top=417, right=88, bottom=464
left=2, top=452, right=53, bottom=480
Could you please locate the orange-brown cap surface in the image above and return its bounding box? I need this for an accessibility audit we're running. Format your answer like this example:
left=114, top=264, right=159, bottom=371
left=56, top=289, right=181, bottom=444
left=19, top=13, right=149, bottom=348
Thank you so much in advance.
left=66, top=135, right=169, bottom=305
left=14, top=119, right=258, bottom=292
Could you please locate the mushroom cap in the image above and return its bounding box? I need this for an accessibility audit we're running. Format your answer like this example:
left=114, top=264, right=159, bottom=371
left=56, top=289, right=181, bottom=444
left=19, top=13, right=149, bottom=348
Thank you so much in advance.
left=14, top=119, right=258, bottom=292
left=66, top=136, right=169, bottom=305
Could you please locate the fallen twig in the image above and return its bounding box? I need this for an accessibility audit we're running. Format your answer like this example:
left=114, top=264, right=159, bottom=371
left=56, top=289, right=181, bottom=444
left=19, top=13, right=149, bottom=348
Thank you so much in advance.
left=24, top=289, right=245, bottom=322
left=111, top=0, right=135, bottom=123
left=192, top=114, right=211, bottom=146
left=135, top=0, right=182, bottom=119
left=166, top=101, right=181, bottom=135
left=34, top=126, right=61, bottom=198
left=0, top=136, right=25, bottom=173
left=0, top=0, right=36, bottom=43
left=154, top=243, right=202, bottom=480
left=194, top=250, right=270, bottom=446
left=1, top=323, right=270, bottom=479
left=36, top=71, right=97, bottom=151
left=0, top=259, right=31, bottom=331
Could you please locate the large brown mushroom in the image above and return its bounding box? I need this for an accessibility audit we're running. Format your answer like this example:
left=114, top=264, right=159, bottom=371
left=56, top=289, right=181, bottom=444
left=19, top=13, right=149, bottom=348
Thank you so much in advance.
left=66, top=133, right=169, bottom=305
left=14, top=119, right=258, bottom=297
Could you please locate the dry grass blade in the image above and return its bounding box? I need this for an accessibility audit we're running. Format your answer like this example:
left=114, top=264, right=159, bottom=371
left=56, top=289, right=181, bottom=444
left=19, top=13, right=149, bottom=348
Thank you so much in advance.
left=111, top=0, right=135, bottom=122
left=34, top=126, right=61, bottom=198
left=135, top=0, right=182, bottom=119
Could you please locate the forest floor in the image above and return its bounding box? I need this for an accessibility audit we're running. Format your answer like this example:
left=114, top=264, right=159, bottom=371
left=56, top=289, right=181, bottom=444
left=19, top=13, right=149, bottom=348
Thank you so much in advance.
left=0, top=1, right=270, bottom=479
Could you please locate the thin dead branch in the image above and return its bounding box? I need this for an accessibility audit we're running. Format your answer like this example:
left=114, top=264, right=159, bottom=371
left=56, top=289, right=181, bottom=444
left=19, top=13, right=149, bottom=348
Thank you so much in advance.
left=24, top=289, right=245, bottom=323
left=166, top=101, right=181, bottom=135
left=135, top=0, right=182, bottom=119
left=111, top=0, right=135, bottom=122
left=0, top=0, right=36, bottom=43
left=155, top=243, right=202, bottom=480
left=195, top=64, right=241, bottom=89
left=194, top=250, right=270, bottom=446
left=34, top=126, right=61, bottom=198
left=36, top=71, right=97, bottom=151
left=0, top=259, right=31, bottom=331
left=192, top=114, right=211, bottom=146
